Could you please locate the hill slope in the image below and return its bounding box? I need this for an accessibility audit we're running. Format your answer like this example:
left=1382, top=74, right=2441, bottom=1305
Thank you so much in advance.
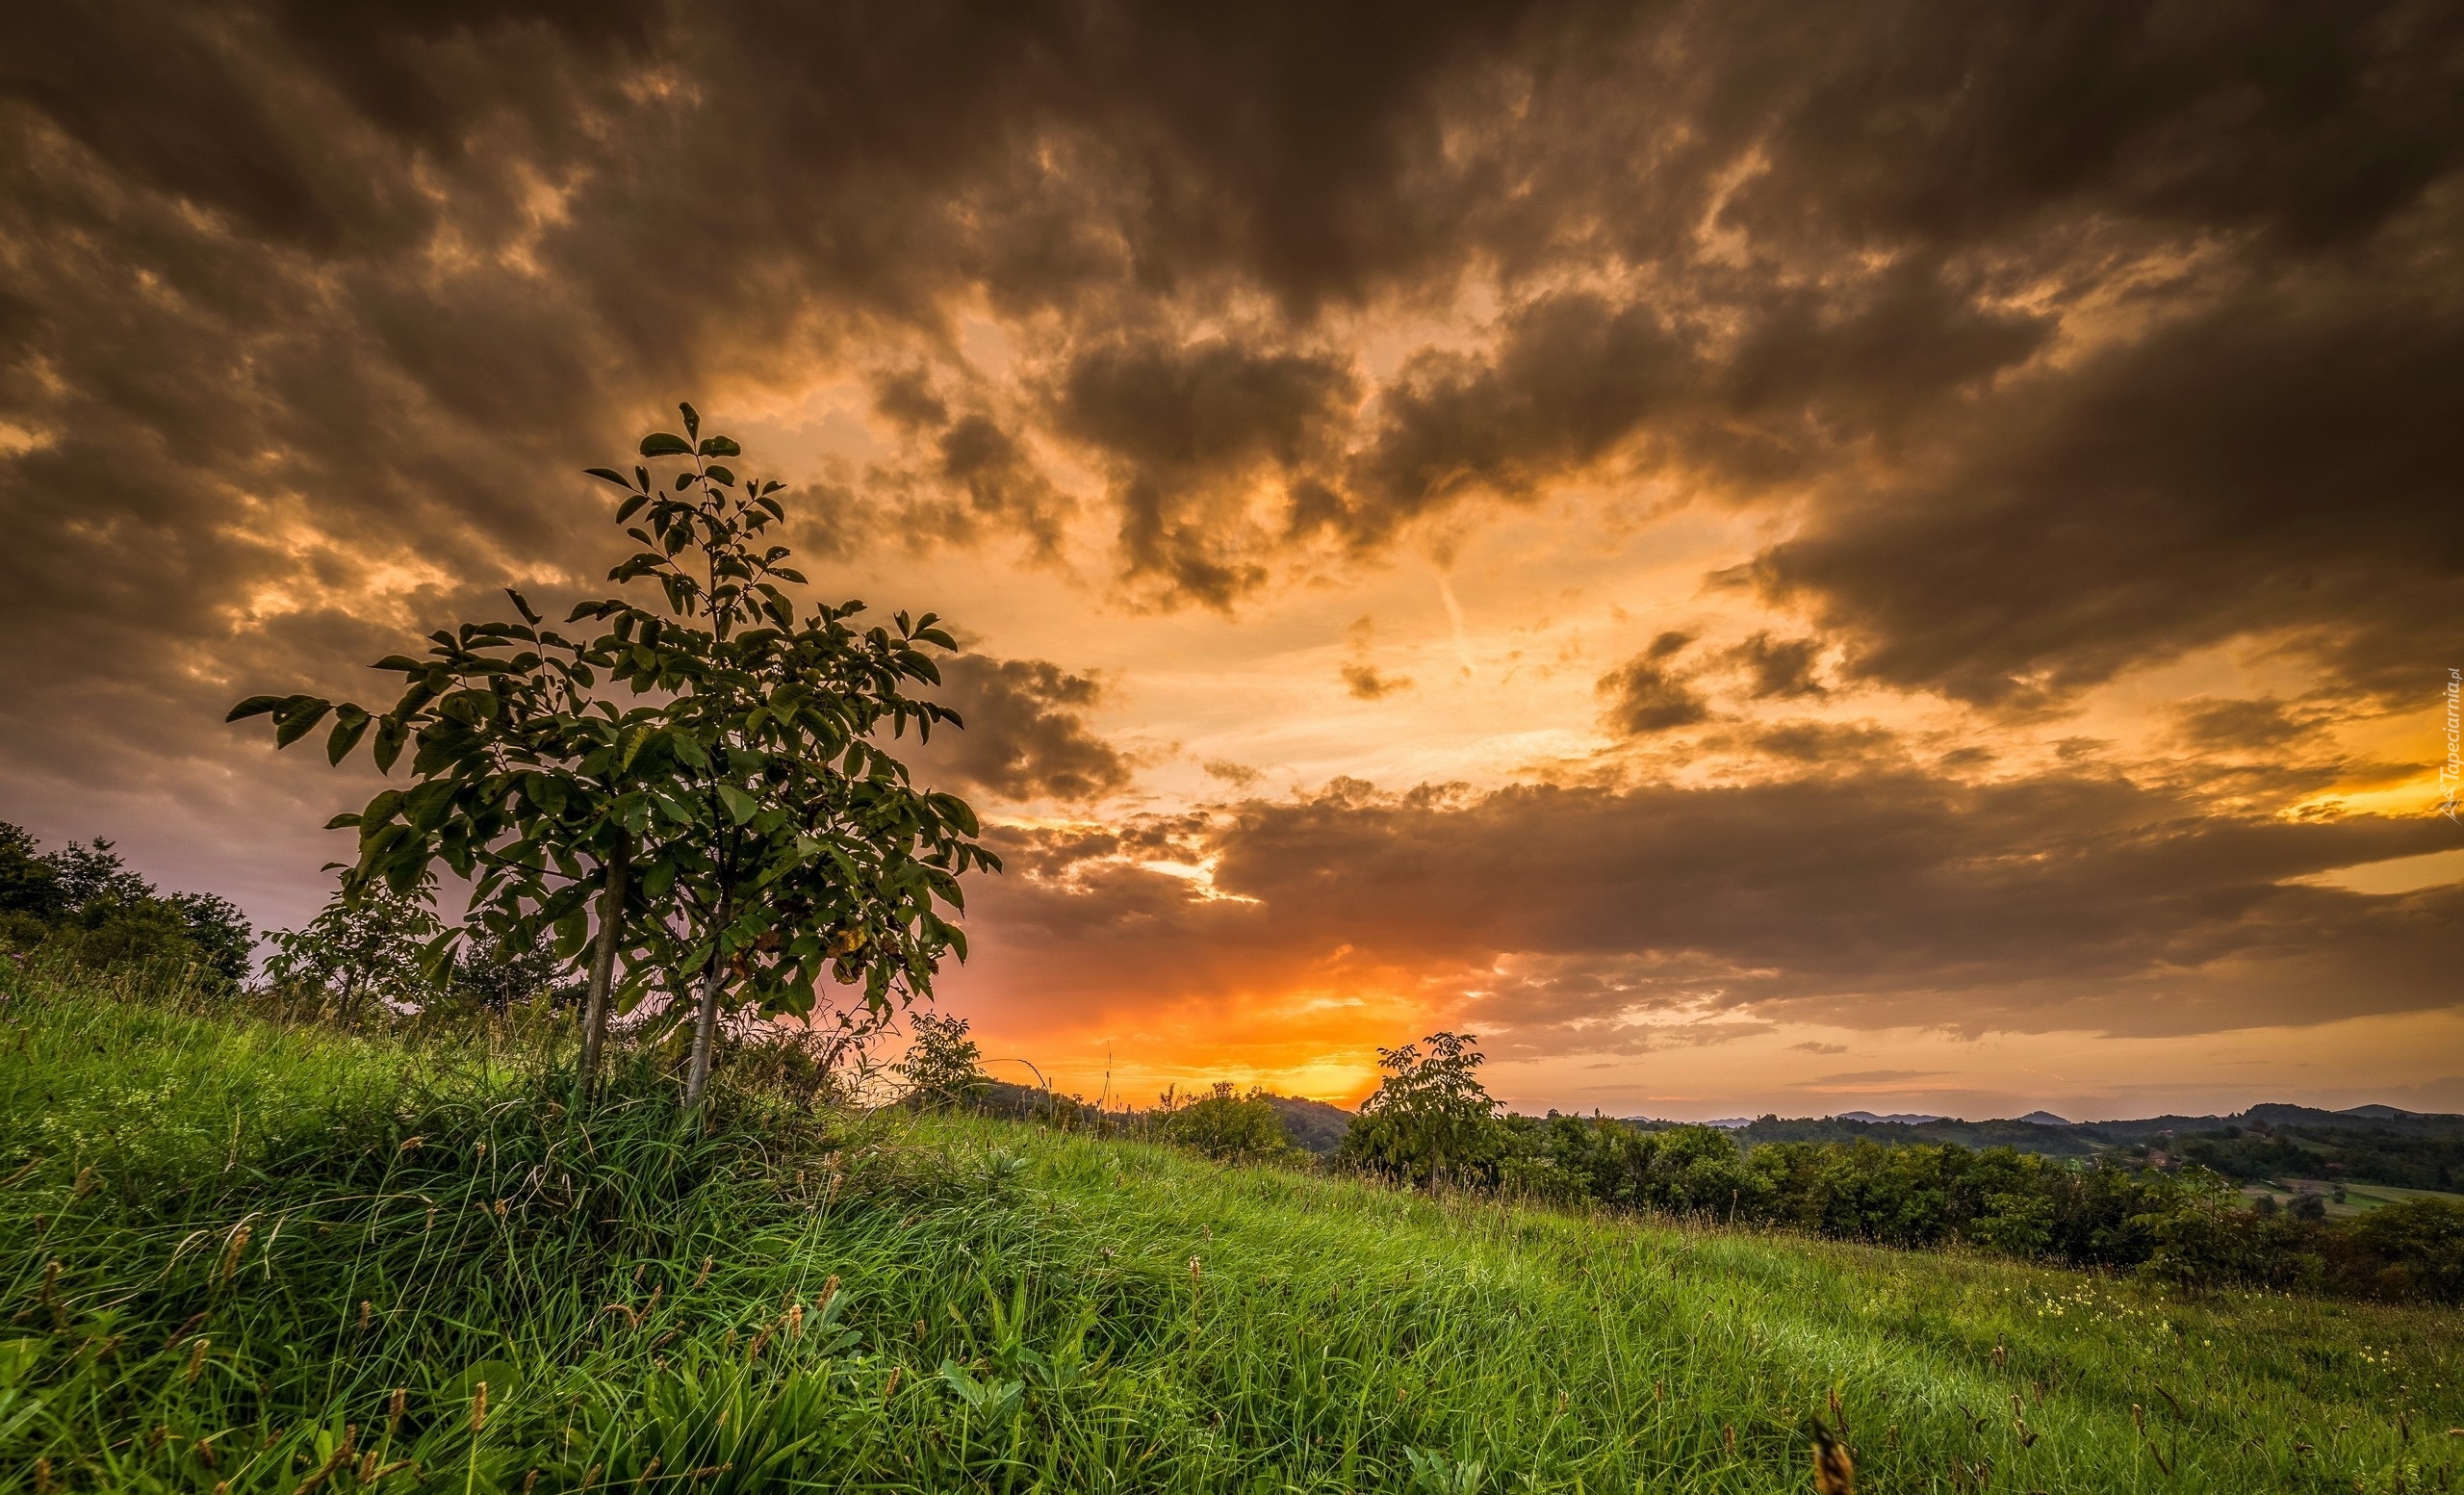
left=2, top=967, right=2456, bottom=1493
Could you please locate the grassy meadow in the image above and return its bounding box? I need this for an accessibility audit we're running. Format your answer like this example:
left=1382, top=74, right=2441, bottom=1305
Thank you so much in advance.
left=3, top=964, right=2459, bottom=1493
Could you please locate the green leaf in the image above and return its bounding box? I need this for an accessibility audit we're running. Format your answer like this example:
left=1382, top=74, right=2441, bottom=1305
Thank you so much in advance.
left=323, top=812, right=362, bottom=830
left=680, top=402, right=700, bottom=439
left=583, top=467, right=633, bottom=490
left=700, top=435, right=741, bottom=456
left=705, top=464, right=736, bottom=487
left=716, top=785, right=757, bottom=824
left=273, top=696, right=334, bottom=748
left=372, top=716, right=411, bottom=774
left=505, top=588, right=543, bottom=625
left=325, top=708, right=372, bottom=764
left=616, top=493, right=650, bottom=524
left=639, top=432, right=693, bottom=457
left=226, top=694, right=285, bottom=722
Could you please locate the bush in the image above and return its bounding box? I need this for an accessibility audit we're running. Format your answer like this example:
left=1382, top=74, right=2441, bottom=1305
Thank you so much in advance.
left=897, top=1010, right=988, bottom=1109
left=1156, top=1083, right=1298, bottom=1164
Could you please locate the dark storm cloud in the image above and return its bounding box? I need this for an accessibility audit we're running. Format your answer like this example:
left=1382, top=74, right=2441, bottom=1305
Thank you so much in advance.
left=1598, top=632, right=1708, bottom=735
left=967, top=769, right=2461, bottom=1051
left=1052, top=334, right=1360, bottom=605
left=902, top=655, right=1135, bottom=805
left=1753, top=281, right=2464, bottom=707
left=1721, top=633, right=1826, bottom=701
left=2, top=0, right=2459, bottom=987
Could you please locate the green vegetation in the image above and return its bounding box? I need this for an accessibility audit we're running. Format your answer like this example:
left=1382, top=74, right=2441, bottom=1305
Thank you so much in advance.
left=1724, top=1107, right=2464, bottom=1199
left=0, top=825, right=251, bottom=985
left=228, top=406, right=995, bottom=1105
left=2177, top=1120, right=2464, bottom=1195
left=8, top=967, right=2463, bottom=1494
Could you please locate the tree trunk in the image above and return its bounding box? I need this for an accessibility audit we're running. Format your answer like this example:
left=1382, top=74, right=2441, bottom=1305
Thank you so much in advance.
left=682, top=903, right=728, bottom=1110
left=577, top=835, right=630, bottom=1102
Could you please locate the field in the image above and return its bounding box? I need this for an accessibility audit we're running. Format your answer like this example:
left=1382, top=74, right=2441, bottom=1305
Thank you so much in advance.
left=2239, top=1180, right=2464, bottom=1221
left=4, top=967, right=2460, bottom=1493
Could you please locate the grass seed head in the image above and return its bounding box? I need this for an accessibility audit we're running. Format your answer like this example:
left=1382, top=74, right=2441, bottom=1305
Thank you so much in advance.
left=1810, top=1419, right=1857, bottom=1495
left=183, top=1336, right=210, bottom=1382
left=470, top=1380, right=488, bottom=1433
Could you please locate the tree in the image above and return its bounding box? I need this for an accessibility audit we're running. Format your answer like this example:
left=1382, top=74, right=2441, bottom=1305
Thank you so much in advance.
left=896, top=1010, right=988, bottom=1108
left=231, top=405, right=998, bottom=1106
left=0, top=822, right=252, bottom=982
left=264, top=881, right=446, bottom=1021
left=567, top=408, right=997, bottom=1105
left=1336, top=1032, right=1505, bottom=1187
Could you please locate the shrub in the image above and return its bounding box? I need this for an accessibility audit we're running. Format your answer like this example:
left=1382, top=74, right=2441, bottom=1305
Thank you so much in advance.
left=1156, top=1083, right=1298, bottom=1164
left=898, top=1010, right=988, bottom=1109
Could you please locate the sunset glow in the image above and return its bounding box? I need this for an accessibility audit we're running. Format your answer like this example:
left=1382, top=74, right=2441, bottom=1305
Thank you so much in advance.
left=4, top=1, right=2458, bottom=1124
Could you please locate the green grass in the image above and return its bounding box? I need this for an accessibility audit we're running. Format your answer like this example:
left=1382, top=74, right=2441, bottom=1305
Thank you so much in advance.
left=3, top=966, right=2459, bottom=1493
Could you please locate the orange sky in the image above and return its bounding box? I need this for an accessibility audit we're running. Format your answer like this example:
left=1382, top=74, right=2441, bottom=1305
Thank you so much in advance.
left=2, top=1, right=2459, bottom=1121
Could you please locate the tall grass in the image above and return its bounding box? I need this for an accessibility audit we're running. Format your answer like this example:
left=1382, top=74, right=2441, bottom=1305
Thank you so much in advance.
left=3, top=961, right=2457, bottom=1492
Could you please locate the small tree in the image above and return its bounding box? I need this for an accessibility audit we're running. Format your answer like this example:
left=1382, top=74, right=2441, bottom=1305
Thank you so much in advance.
left=264, top=881, right=445, bottom=1021
left=1336, top=1032, right=1504, bottom=1187
left=897, top=1010, right=988, bottom=1108
left=232, top=404, right=998, bottom=1106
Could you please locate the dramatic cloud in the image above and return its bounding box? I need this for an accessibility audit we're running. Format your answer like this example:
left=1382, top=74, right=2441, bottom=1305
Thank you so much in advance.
left=2, top=0, right=2457, bottom=1108
left=903, top=655, right=1134, bottom=804
left=962, top=769, right=2461, bottom=1055
left=1599, top=632, right=1709, bottom=735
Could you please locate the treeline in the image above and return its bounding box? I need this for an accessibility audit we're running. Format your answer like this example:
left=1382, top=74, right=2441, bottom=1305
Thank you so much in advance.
left=1028, top=1030, right=2464, bottom=1306
left=1347, top=1035, right=2464, bottom=1305
left=1489, top=1114, right=2463, bottom=1302
left=2175, top=1121, right=2462, bottom=1192
left=0, top=822, right=251, bottom=982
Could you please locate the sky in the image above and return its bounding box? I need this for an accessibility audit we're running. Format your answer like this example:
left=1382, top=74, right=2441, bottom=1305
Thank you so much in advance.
left=2, top=0, right=2460, bottom=1121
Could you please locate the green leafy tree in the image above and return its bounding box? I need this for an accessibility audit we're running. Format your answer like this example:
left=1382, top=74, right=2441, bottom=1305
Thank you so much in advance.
left=0, top=823, right=252, bottom=981
left=1337, top=1032, right=1505, bottom=1187
left=231, top=405, right=998, bottom=1105
left=567, top=408, right=997, bottom=1104
left=264, top=880, right=446, bottom=1021
left=896, top=1010, right=988, bottom=1109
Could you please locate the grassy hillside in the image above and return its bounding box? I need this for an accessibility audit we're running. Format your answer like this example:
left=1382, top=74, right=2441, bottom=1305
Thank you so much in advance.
left=3, top=967, right=2458, bottom=1493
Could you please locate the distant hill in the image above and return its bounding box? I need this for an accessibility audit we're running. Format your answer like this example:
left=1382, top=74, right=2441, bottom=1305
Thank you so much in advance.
left=1611, top=1102, right=2464, bottom=1191
left=1262, top=1094, right=1355, bottom=1154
